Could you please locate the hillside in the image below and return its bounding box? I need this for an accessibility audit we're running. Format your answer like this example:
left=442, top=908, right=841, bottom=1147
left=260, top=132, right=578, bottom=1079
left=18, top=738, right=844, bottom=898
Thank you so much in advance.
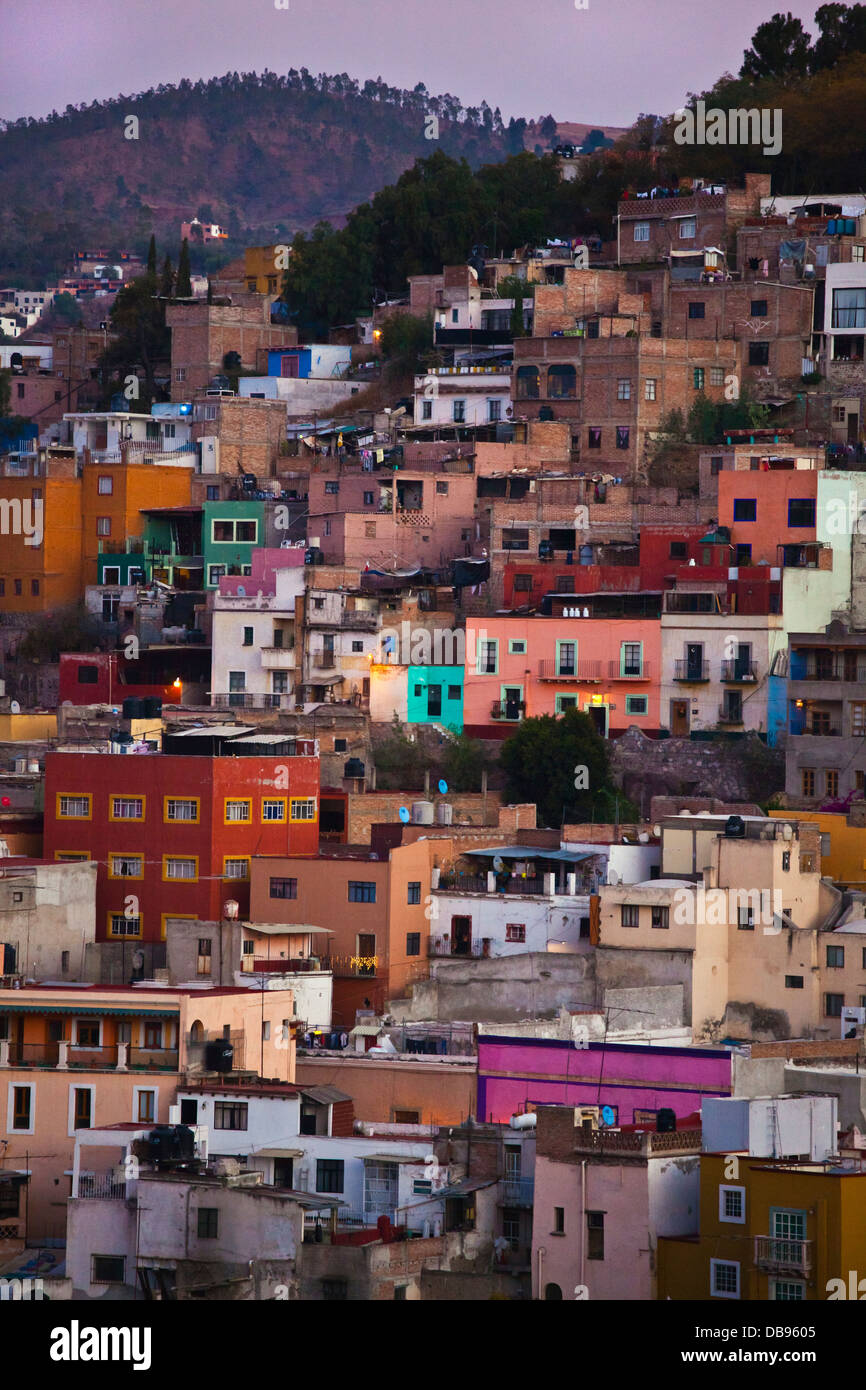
left=0, top=71, right=529, bottom=283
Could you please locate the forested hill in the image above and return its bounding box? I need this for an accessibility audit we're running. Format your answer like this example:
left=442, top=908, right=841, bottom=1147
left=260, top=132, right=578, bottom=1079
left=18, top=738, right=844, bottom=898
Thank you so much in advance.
left=0, top=70, right=527, bottom=281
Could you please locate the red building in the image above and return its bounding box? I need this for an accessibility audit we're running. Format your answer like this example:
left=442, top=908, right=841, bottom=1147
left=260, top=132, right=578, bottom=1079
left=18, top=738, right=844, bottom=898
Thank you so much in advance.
left=58, top=654, right=184, bottom=707
left=44, top=741, right=320, bottom=943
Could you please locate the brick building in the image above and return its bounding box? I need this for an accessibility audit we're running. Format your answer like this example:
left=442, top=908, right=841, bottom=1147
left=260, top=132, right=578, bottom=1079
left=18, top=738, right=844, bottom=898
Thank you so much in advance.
left=166, top=299, right=295, bottom=400
left=616, top=174, right=770, bottom=266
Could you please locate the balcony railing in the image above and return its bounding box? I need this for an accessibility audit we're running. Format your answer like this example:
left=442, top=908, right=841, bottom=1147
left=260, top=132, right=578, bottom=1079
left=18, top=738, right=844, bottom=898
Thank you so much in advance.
left=499, top=1177, right=535, bottom=1206
left=754, top=1236, right=812, bottom=1274
left=791, top=663, right=866, bottom=683
left=538, top=659, right=603, bottom=681
left=313, top=654, right=337, bottom=670
left=68, top=1045, right=119, bottom=1069
left=211, top=692, right=293, bottom=709
left=789, top=724, right=843, bottom=737
left=127, top=1047, right=179, bottom=1072
left=674, top=659, right=709, bottom=681
left=717, top=704, right=744, bottom=724
left=720, top=660, right=757, bottom=682
left=76, top=1174, right=129, bottom=1201
left=490, top=700, right=524, bottom=720
left=608, top=660, right=650, bottom=680
left=428, top=936, right=492, bottom=958
left=6, top=1042, right=61, bottom=1067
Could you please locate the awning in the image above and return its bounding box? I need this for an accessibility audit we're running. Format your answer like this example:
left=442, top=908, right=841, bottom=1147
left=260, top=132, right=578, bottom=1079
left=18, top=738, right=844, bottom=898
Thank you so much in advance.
left=349, top=1024, right=385, bottom=1037
left=300, top=1085, right=352, bottom=1105
left=436, top=1177, right=497, bottom=1197
left=0, top=1003, right=179, bottom=1018
left=462, top=846, right=596, bottom=864
left=361, top=1153, right=427, bottom=1164
left=244, top=922, right=334, bottom=936
left=305, top=674, right=344, bottom=686
left=252, top=1147, right=305, bottom=1159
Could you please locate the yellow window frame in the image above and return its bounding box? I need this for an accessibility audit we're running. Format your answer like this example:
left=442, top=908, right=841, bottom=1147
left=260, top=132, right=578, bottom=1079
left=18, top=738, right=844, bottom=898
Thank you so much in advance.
left=56, top=792, right=92, bottom=820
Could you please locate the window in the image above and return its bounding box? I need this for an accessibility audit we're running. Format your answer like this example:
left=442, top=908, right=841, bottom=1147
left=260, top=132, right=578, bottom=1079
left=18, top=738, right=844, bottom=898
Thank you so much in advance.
left=679, top=217, right=696, bottom=238
left=175, top=367, right=186, bottom=382
left=621, top=642, right=642, bottom=676
left=633, top=222, right=650, bottom=242
left=136, top=1090, right=156, bottom=1123
left=513, top=574, right=532, bottom=593
left=109, top=854, right=143, bottom=879
left=262, top=798, right=287, bottom=822
left=407, top=882, right=421, bottom=905
left=733, top=498, right=756, bottom=522
left=30, top=579, right=39, bottom=597
left=626, top=695, right=648, bottom=715
left=688, top=302, right=705, bottom=319
left=316, top=1159, right=344, bottom=1194
left=853, top=245, right=866, bottom=263
left=617, top=379, right=631, bottom=401
left=508, top=637, right=527, bottom=656
left=751, top=299, right=768, bottom=317
left=12, top=1085, right=32, bottom=1131
left=143, top=1023, right=163, bottom=1049
left=826, top=770, right=839, bottom=798
left=651, top=906, right=669, bottom=929
left=109, top=914, right=141, bottom=937
left=452, top=400, right=466, bottom=423
left=111, top=797, right=144, bottom=820
left=621, top=904, right=639, bottom=928
left=556, top=695, right=578, bottom=713
left=406, top=932, right=421, bottom=957
left=737, top=905, right=755, bottom=930
left=748, top=341, right=770, bottom=366
left=710, top=367, right=725, bottom=386
left=801, top=768, right=816, bottom=797
left=588, top=427, right=602, bottom=449
left=788, top=498, right=815, bottom=528
left=505, top=923, right=526, bottom=943
left=97, top=475, right=113, bottom=494
left=488, top=399, right=502, bottom=422
left=448, top=685, right=461, bottom=700
left=324, top=481, right=339, bottom=494
left=165, top=798, right=198, bottom=822
left=290, top=797, right=317, bottom=821
left=242, top=625, right=254, bottom=647
left=92, top=1256, right=125, bottom=1284
left=719, top=1186, right=745, bottom=1223
left=825, top=993, right=844, bottom=1017
left=710, top=1259, right=740, bottom=1299
left=58, top=794, right=91, bottom=819
left=477, top=639, right=499, bottom=674
left=436, top=480, right=449, bottom=495
left=96, top=517, right=111, bottom=537
left=225, top=798, right=252, bottom=823
left=785, top=974, right=804, bottom=989
left=348, top=881, right=376, bottom=903
left=214, top=1101, right=248, bottom=1130
left=693, top=367, right=705, bottom=391
left=827, top=944, right=845, bottom=968
left=644, top=378, right=656, bottom=400
left=557, top=641, right=576, bottom=676
left=616, top=426, right=630, bottom=450
left=164, top=857, right=197, bottom=881
left=206, top=485, right=219, bottom=501
left=772, top=1280, right=806, bottom=1301
left=587, top=1211, right=604, bottom=1259
left=223, top=858, right=250, bottom=880
left=321, top=1278, right=348, bottom=1300
left=73, top=1088, right=92, bottom=1129
left=197, top=1208, right=219, bottom=1239
left=197, top=939, right=212, bottom=975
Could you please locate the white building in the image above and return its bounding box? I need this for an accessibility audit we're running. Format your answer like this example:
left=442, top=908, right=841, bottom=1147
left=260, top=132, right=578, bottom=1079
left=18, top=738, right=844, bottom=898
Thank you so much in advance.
left=62, top=411, right=196, bottom=464
left=211, top=563, right=306, bottom=710
left=413, top=366, right=512, bottom=429
left=0, top=861, right=97, bottom=980
left=660, top=599, right=785, bottom=736
left=823, top=262, right=866, bottom=365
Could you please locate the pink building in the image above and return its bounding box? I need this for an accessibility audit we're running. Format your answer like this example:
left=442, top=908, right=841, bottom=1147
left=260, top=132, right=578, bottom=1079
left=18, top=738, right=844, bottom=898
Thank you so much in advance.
left=463, top=612, right=662, bottom=739
left=476, top=1036, right=731, bottom=1123
left=308, top=469, right=478, bottom=570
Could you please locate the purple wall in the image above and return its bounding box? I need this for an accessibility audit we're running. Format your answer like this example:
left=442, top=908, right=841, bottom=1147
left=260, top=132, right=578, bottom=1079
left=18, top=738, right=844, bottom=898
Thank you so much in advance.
left=477, top=1036, right=732, bottom=1125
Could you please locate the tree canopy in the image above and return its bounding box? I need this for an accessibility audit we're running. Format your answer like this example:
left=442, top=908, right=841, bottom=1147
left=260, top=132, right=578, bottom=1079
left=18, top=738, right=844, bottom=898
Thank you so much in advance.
left=499, top=709, right=629, bottom=828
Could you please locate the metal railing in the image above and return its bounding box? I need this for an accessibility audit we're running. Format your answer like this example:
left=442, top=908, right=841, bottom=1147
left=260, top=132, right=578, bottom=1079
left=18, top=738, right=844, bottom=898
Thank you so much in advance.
left=427, top=936, right=490, bottom=958
left=127, top=1047, right=179, bottom=1072
left=717, top=704, right=744, bottom=724
left=211, top=693, right=292, bottom=710
left=76, top=1174, right=128, bottom=1201
left=720, top=660, right=757, bottom=682
left=499, top=1177, right=535, bottom=1206
left=754, top=1236, right=812, bottom=1274
left=791, top=663, right=866, bottom=683
left=68, top=1045, right=119, bottom=1069
left=608, top=660, right=650, bottom=679
left=674, top=659, right=709, bottom=681
left=538, top=659, right=602, bottom=681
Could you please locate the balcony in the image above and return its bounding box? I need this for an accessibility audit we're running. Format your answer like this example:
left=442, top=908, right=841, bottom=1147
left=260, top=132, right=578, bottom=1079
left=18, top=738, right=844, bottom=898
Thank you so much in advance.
left=428, top=936, right=491, bottom=958
left=608, top=660, right=650, bottom=681
left=499, top=1177, right=535, bottom=1206
left=76, top=1174, right=129, bottom=1201
left=789, top=724, right=843, bottom=737
left=720, top=660, right=757, bottom=682
left=754, top=1236, right=812, bottom=1275
left=260, top=646, right=296, bottom=670
left=211, top=692, right=292, bottom=710
left=717, top=704, right=744, bottom=725
left=791, top=661, right=866, bottom=683
left=313, top=654, right=338, bottom=671
left=490, top=700, right=525, bottom=720
left=538, top=659, right=603, bottom=682
left=674, top=659, right=709, bottom=682
left=1, top=1040, right=178, bottom=1072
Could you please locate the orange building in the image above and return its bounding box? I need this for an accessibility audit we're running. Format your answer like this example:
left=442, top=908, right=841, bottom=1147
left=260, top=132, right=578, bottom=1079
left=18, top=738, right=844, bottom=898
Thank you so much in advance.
left=80, top=458, right=193, bottom=586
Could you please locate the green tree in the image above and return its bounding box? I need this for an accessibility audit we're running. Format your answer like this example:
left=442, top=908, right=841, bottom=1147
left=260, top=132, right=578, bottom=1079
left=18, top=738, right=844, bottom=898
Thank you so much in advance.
left=51, top=291, right=82, bottom=324
left=539, top=114, right=558, bottom=144
left=378, top=311, right=433, bottom=376
left=146, top=234, right=157, bottom=275
left=441, top=732, right=489, bottom=792
left=98, top=271, right=170, bottom=408
left=0, top=369, right=11, bottom=416
left=499, top=709, right=617, bottom=827
left=740, top=11, right=812, bottom=81
left=159, top=254, right=174, bottom=298
left=176, top=237, right=192, bottom=297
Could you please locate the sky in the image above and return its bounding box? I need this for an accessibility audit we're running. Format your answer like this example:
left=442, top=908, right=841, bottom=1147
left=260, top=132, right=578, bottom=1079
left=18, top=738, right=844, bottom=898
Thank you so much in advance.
left=4, top=0, right=822, bottom=129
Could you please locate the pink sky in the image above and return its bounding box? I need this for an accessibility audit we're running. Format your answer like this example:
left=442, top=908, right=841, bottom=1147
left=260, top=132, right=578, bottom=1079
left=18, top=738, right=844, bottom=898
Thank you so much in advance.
left=3, top=0, right=822, bottom=128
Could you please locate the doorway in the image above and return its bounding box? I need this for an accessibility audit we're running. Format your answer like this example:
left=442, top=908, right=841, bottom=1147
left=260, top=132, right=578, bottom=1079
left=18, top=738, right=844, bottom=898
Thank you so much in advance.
left=670, top=699, right=690, bottom=736
left=273, top=1158, right=294, bottom=1189
left=451, top=916, right=472, bottom=956
left=584, top=704, right=607, bottom=737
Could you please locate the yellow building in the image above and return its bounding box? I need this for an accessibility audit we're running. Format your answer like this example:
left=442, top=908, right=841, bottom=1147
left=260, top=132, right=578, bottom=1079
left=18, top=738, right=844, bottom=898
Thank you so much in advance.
left=659, top=1149, right=866, bottom=1301
left=770, top=807, right=866, bottom=890
left=0, top=713, right=57, bottom=741
left=243, top=245, right=284, bottom=297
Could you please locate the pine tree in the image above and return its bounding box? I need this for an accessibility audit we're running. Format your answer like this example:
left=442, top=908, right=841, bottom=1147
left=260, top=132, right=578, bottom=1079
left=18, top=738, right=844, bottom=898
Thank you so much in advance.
left=146, top=234, right=157, bottom=275
left=159, top=254, right=174, bottom=298
left=176, top=237, right=192, bottom=296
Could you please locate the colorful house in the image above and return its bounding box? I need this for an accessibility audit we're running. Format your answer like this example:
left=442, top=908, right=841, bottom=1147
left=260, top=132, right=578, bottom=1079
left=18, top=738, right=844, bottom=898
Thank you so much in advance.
left=407, top=665, right=464, bottom=731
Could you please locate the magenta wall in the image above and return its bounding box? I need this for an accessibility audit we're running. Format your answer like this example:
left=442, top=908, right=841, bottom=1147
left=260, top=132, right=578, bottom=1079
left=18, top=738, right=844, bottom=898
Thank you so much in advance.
left=477, top=1036, right=731, bottom=1124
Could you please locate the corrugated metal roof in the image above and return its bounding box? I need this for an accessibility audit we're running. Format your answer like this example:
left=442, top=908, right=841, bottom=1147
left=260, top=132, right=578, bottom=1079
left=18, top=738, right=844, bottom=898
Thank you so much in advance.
left=436, top=1177, right=497, bottom=1196
left=300, top=1085, right=352, bottom=1105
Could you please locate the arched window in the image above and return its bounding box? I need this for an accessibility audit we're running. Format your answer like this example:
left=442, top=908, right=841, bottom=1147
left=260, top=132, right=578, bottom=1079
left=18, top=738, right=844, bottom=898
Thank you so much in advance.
left=548, top=364, right=576, bottom=399
left=544, top=1282, right=563, bottom=1300
left=189, top=1020, right=204, bottom=1044
left=516, top=366, right=540, bottom=399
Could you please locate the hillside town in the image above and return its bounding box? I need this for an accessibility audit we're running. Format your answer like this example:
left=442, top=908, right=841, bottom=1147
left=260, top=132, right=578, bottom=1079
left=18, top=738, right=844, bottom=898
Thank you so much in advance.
left=6, top=8, right=866, bottom=1329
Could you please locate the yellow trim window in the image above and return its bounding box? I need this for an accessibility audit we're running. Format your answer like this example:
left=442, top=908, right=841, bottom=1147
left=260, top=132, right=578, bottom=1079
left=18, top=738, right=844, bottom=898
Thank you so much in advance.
left=261, top=797, right=287, bottom=822
left=223, top=857, right=250, bottom=881
left=163, top=856, right=198, bottom=882
left=108, top=853, right=144, bottom=880
left=57, top=793, right=92, bottom=820
left=224, top=798, right=252, bottom=824
left=164, top=797, right=200, bottom=824
left=109, top=912, right=142, bottom=938
left=110, top=796, right=146, bottom=821
left=55, top=851, right=90, bottom=862
left=290, top=797, right=317, bottom=822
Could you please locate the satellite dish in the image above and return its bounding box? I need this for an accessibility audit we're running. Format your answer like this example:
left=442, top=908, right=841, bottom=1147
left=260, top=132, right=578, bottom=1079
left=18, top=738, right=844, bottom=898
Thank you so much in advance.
left=438, top=779, right=448, bottom=795
left=493, top=855, right=505, bottom=873
left=132, top=949, right=145, bottom=969
left=398, top=807, right=410, bottom=824
left=652, top=825, right=661, bottom=837
left=9, top=702, right=20, bottom=714
left=601, top=1105, right=616, bottom=1126
left=608, top=868, right=621, bottom=886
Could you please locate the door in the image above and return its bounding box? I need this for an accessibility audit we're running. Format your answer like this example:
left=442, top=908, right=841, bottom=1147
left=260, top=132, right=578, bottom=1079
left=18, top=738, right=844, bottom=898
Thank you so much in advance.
left=848, top=412, right=859, bottom=443
left=735, top=643, right=751, bottom=679
left=503, top=686, right=522, bottom=720
left=586, top=704, right=607, bottom=737
left=451, top=916, right=472, bottom=956
left=686, top=643, right=703, bottom=679
left=274, top=1158, right=294, bottom=1189
left=357, top=933, right=376, bottom=976
left=427, top=684, right=442, bottom=718
left=671, top=699, right=690, bottom=736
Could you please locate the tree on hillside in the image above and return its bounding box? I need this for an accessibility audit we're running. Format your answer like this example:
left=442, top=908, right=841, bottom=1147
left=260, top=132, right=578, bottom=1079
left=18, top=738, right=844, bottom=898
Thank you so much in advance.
left=176, top=237, right=192, bottom=297
left=539, top=114, right=558, bottom=144
left=378, top=311, right=433, bottom=377
left=740, top=12, right=812, bottom=80
left=98, top=272, right=170, bottom=408
left=499, top=709, right=623, bottom=827
left=812, top=2, right=866, bottom=68
left=146, top=234, right=156, bottom=275
left=0, top=369, right=11, bottom=416
left=159, top=255, right=174, bottom=298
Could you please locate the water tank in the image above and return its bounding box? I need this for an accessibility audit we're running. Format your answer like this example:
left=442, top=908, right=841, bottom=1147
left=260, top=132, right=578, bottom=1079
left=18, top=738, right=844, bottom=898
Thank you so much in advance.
left=724, top=814, right=746, bottom=838
left=411, top=801, right=434, bottom=824
left=656, top=1108, right=677, bottom=1133
left=344, top=758, right=365, bottom=779
left=122, top=697, right=144, bottom=719
left=436, top=802, right=453, bottom=825
left=141, top=697, right=162, bottom=718
left=205, top=1039, right=234, bottom=1073
left=578, top=544, right=593, bottom=566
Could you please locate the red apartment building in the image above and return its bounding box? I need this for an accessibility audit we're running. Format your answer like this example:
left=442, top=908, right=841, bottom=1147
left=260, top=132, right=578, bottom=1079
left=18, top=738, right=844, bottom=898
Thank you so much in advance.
left=44, top=739, right=320, bottom=943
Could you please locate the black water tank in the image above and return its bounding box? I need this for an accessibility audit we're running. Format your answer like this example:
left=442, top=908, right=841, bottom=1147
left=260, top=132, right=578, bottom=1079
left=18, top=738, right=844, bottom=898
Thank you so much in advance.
left=725, top=815, right=746, bottom=838
left=205, top=1040, right=233, bottom=1073
left=344, top=758, right=365, bottom=779
left=141, top=697, right=162, bottom=718
left=148, top=1125, right=178, bottom=1163
left=122, top=697, right=144, bottom=718
left=174, top=1124, right=195, bottom=1160
left=656, top=1108, right=677, bottom=1133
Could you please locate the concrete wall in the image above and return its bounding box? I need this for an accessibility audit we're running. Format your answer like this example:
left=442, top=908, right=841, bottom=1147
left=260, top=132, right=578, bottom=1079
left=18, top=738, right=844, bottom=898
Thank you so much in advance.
left=0, top=862, right=97, bottom=979
left=397, top=951, right=596, bottom=1022
left=294, top=1053, right=477, bottom=1126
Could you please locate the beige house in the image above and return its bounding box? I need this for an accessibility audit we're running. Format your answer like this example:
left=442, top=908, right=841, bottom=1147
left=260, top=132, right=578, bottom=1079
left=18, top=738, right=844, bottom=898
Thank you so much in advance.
left=597, top=813, right=859, bottom=1042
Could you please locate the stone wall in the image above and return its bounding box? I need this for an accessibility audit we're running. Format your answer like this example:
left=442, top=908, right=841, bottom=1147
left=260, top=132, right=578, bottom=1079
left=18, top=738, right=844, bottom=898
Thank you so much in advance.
left=610, top=726, right=785, bottom=814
